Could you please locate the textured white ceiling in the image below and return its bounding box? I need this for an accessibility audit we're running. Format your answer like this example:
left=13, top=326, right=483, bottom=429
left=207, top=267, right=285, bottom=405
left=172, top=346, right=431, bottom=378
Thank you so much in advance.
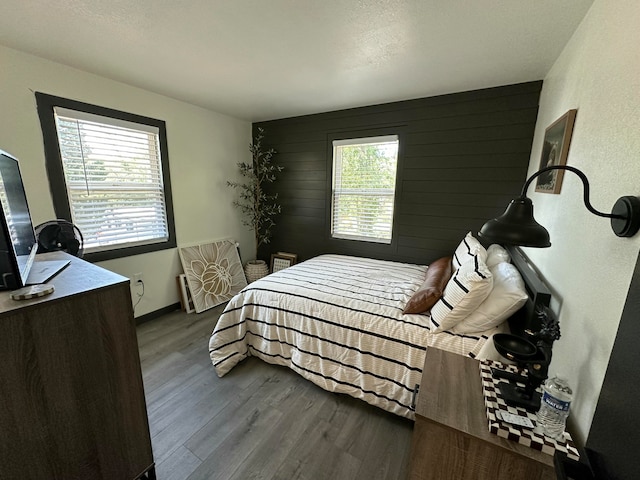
left=0, top=0, right=593, bottom=122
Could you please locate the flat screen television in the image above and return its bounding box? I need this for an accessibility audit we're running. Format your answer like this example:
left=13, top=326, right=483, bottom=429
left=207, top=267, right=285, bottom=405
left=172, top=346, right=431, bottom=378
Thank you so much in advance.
left=0, top=149, right=38, bottom=290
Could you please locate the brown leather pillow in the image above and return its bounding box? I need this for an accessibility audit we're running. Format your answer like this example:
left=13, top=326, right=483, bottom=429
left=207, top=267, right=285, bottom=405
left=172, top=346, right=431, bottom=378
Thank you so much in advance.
left=403, top=256, right=453, bottom=314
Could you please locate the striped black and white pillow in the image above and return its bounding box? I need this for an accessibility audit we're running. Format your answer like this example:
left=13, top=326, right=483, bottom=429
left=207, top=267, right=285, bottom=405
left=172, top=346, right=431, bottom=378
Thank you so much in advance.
left=452, top=232, right=488, bottom=271
left=429, top=254, right=493, bottom=333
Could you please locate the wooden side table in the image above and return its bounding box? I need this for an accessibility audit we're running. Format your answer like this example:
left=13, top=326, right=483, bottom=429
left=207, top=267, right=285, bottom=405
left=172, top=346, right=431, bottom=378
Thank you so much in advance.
left=408, top=348, right=555, bottom=480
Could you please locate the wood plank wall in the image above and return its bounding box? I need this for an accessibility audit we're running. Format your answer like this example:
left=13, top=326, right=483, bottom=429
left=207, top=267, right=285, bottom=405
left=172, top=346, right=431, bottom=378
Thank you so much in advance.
left=254, top=81, right=542, bottom=266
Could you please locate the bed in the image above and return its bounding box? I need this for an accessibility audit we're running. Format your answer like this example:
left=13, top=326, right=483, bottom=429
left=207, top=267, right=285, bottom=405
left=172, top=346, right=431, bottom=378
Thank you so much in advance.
left=208, top=234, right=550, bottom=420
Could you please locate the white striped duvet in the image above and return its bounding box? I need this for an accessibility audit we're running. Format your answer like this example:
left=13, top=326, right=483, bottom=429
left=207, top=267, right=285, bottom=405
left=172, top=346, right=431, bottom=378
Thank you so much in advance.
left=208, top=254, right=497, bottom=419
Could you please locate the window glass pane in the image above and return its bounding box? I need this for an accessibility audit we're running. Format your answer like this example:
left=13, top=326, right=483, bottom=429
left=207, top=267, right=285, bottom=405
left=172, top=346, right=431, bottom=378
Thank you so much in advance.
left=53, top=109, right=170, bottom=253
left=331, top=135, right=399, bottom=243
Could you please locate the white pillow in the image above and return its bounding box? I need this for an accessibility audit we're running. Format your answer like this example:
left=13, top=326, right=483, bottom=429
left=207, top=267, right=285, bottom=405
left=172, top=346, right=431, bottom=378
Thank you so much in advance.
left=486, top=244, right=511, bottom=268
left=453, top=262, right=528, bottom=334
left=429, top=255, right=493, bottom=333
left=452, top=232, right=487, bottom=271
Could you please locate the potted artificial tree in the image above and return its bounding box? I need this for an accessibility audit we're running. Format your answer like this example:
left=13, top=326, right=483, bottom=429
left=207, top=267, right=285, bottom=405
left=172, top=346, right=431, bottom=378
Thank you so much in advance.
left=228, top=128, right=283, bottom=282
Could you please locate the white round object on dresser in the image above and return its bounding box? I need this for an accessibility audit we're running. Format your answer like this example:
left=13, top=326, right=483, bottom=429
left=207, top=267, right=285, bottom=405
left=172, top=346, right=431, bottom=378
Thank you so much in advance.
left=10, top=283, right=55, bottom=300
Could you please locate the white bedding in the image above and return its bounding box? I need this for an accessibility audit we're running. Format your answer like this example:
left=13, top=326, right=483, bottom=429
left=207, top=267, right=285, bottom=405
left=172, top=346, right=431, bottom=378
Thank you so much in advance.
left=208, top=254, right=503, bottom=419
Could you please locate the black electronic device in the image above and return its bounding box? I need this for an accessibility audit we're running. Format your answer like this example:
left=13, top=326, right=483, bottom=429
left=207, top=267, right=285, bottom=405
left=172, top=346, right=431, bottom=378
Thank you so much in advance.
left=492, top=333, right=546, bottom=411
left=492, top=307, right=561, bottom=412
left=0, top=149, right=38, bottom=290
left=35, top=219, right=84, bottom=258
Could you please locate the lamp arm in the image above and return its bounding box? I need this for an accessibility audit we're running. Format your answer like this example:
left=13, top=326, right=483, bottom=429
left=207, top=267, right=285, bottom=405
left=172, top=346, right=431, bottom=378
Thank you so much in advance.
left=520, top=165, right=623, bottom=219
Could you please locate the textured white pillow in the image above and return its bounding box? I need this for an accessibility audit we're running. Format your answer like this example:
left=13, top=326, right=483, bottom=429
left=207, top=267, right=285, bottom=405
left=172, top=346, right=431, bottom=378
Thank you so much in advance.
left=452, top=232, right=487, bottom=271
left=453, top=262, right=528, bottom=334
left=429, top=255, right=493, bottom=333
left=486, top=244, right=511, bottom=268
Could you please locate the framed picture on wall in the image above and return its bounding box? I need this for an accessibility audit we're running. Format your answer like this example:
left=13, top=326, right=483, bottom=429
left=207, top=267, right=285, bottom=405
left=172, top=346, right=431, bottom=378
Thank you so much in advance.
left=271, top=252, right=297, bottom=273
left=535, top=109, right=578, bottom=194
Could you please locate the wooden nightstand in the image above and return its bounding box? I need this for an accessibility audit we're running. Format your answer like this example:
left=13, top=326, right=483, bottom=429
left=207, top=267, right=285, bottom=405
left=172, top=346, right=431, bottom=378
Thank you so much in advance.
left=408, top=348, right=555, bottom=480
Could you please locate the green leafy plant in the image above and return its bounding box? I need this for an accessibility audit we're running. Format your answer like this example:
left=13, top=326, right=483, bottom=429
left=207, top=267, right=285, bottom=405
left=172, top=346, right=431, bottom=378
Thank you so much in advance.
left=227, top=128, right=283, bottom=256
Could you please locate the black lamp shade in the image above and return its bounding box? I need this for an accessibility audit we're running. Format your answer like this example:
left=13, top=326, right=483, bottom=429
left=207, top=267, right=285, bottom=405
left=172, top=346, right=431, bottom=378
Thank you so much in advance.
left=478, top=166, right=640, bottom=247
left=478, top=197, right=551, bottom=247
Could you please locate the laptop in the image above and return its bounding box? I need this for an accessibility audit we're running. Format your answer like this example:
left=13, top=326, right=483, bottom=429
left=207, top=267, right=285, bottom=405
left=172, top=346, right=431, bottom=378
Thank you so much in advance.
left=26, top=258, right=71, bottom=285
left=16, top=243, right=38, bottom=286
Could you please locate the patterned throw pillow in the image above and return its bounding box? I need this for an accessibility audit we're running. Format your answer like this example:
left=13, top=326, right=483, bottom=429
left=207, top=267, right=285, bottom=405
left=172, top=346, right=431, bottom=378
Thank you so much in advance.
left=452, top=232, right=488, bottom=271
left=429, top=254, right=493, bottom=333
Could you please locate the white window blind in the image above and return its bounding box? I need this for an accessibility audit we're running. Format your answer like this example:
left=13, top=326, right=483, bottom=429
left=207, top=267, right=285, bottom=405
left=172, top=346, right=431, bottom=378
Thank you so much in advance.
left=53, top=107, right=170, bottom=253
left=331, top=135, right=399, bottom=243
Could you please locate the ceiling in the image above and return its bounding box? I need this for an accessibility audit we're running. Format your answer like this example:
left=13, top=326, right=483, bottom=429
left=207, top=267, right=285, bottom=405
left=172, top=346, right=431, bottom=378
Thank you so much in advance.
left=0, top=0, right=593, bottom=122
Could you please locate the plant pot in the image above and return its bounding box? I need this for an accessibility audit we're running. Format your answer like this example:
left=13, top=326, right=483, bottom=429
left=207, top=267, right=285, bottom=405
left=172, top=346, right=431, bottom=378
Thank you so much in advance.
left=244, top=260, right=269, bottom=283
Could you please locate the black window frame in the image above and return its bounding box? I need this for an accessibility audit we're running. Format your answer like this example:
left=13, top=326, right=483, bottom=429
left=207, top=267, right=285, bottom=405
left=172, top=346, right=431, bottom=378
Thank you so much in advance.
left=35, top=92, right=177, bottom=262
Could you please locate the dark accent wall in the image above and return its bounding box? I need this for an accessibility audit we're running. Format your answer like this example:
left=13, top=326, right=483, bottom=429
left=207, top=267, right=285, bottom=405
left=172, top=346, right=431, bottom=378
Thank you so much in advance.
left=255, top=81, right=542, bottom=265
left=585, top=249, right=640, bottom=480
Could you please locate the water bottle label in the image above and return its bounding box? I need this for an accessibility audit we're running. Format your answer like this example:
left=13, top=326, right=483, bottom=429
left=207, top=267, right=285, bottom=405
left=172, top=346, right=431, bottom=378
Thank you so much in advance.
left=542, top=391, right=571, bottom=412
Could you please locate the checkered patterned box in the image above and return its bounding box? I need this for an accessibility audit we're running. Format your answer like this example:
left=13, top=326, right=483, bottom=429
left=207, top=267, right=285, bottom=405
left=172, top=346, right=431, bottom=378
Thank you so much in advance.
left=479, top=360, right=580, bottom=460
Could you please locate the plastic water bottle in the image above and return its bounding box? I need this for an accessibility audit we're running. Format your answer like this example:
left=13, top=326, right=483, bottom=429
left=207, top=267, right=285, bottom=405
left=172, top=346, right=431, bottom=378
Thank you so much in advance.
left=535, top=375, right=572, bottom=439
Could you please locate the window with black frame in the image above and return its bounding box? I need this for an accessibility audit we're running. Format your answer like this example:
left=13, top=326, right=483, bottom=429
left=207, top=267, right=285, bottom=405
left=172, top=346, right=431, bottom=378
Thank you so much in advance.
left=35, top=92, right=176, bottom=262
left=331, top=135, right=399, bottom=244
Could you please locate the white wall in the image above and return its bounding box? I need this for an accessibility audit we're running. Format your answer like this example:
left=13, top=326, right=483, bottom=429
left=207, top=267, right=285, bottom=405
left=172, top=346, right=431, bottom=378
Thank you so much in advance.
left=523, top=0, right=640, bottom=444
left=0, top=45, right=254, bottom=317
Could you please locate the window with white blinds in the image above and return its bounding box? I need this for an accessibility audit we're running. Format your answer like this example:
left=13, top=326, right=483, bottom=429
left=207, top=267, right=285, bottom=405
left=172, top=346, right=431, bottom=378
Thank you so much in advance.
left=331, top=135, right=399, bottom=243
left=52, top=107, right=171, bottom=255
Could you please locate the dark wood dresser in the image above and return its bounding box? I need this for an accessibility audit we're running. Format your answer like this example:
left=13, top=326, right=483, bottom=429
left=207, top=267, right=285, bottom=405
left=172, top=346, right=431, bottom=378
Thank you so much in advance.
left=408, top=348, right=554, bottom=480
left=0, top=252, right=155, bottom=479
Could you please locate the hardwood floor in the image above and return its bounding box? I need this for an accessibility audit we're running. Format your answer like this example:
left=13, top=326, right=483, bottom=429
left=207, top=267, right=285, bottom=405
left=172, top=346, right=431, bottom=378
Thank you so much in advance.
left=137, top=306, right=414, bottom=480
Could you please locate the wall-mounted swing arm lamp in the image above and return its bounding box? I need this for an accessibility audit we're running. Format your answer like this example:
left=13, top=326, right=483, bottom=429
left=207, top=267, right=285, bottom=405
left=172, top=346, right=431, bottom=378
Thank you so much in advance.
left=478, top=165, right=640, bottom=247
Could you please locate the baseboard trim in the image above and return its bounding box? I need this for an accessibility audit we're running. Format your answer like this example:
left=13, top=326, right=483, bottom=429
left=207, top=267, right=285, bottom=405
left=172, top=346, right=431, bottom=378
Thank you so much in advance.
left=135, top=302, right=181, bottom=325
